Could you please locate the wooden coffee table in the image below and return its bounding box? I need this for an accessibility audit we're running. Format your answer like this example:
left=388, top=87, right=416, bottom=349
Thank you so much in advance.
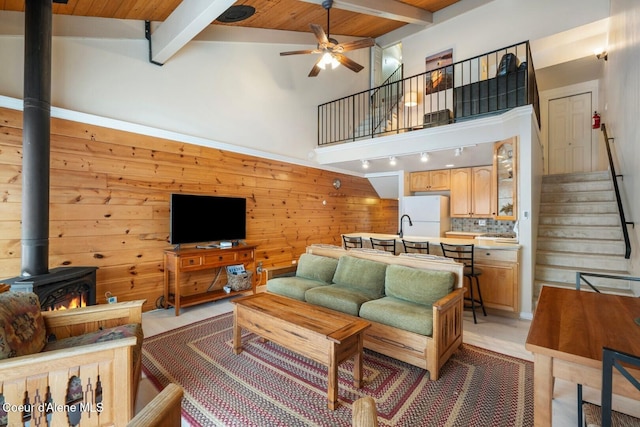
left=232, top=292, right=371, bottom=410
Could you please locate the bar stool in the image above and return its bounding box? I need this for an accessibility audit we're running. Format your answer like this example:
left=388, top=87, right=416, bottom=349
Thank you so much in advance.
left=402, top=240, right=430, bottom=254
left=342, top=235, right=363, bottom=249
left=370, top=238, right=397, bottom=254
left=440, top=243, right=487, bottom=324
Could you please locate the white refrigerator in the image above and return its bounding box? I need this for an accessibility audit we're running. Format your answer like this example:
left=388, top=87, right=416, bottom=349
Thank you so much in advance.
left=401, top=195, right=451, bottom=237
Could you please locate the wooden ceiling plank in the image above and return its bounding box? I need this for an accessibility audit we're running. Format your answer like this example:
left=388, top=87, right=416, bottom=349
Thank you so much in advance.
left=150, top=0, right=236, bottom=64
left=298, top=0, right=433, bottom=25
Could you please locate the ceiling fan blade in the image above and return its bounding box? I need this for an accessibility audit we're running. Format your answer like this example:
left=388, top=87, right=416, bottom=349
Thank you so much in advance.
left=334, top=38, right=375, bottom=53
left=308, top=62, right=322, bottom=77
left=310, top=23, right=329, bottom=46
left=280, top=49, right=320, bottom=56
left=333, top=54, right=364, bottom=73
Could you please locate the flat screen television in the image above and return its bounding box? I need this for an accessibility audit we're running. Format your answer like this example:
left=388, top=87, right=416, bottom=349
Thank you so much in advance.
left=170, top=194, right=246, bottom=246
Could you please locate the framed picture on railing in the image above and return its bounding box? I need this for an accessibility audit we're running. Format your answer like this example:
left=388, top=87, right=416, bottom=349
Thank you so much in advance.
left=425, top=48, right=453, bottom=95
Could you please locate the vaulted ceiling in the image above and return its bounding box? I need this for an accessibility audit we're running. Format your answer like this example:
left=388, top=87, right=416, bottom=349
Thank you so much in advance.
left=1, top=0, right=461, bottom=38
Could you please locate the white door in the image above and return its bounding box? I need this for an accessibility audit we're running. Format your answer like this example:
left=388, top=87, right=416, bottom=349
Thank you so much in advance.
left=548, top=92, right=592, bottom=174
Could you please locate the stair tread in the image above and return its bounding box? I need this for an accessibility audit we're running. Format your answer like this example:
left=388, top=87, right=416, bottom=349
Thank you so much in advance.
left=538, top=224, right=620, bottom=230
left=537, top=249, right=625, bottom=258
left=537, top=236, right=623, bottom=242
left=539, top=213, right=619, bottom=217
left=536, top=264, right=629, bottom=274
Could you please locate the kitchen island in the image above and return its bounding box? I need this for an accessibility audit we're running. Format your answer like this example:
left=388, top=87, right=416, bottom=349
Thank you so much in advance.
left=344, top=232, right=521, bottom=314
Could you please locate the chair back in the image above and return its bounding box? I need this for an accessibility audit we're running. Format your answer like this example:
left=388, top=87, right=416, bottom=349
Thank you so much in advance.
left=402, top=240, right=430, bottom=254
left=440, top=243, right=477, bottom=275
left=342, top=235, right=363, bottom=249
left=370, top=238, right=396, bottom=254
left=601, top=347, right=640, bottom=427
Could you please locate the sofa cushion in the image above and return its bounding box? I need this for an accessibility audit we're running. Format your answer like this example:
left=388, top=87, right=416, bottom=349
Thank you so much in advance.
left=266, top=276, right=327, bottom=301
left=359, top=297, right=435, bottom=336
left=0, top=291, right=46, bottom=359
left=304, top=285, right=378, bottom=316
left=385, top=264, right=455, bottom=306
left=296, top=253, right=339, bottom=284
left=44, top=323, right=143, bottom=367
left=332, top=256, right=387, bottom=298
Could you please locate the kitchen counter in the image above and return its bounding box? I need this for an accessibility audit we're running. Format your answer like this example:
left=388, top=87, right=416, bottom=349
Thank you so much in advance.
left=346, top=232, right=520, bottom=250
left=444, top=231, right=484, bottom=237
left=345, top=232, right=522, bottom=313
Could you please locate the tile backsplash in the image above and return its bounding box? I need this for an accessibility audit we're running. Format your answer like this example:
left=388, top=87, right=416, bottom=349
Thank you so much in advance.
left=451, top=218, right=516, bottom=234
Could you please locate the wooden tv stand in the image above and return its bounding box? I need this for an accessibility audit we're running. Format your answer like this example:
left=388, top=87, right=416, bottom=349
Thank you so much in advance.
left=163, top=245, right=257, bottom=316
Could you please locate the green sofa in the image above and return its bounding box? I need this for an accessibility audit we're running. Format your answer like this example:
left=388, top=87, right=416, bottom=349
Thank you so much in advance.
left=266, top=245, right=465, bottom=380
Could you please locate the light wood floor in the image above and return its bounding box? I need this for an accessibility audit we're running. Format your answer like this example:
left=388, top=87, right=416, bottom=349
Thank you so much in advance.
left=137, top=297, right=583, bottom=427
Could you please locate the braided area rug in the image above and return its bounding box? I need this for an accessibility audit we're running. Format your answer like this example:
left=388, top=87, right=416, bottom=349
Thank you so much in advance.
left=142, top=312, right=533, bottom=426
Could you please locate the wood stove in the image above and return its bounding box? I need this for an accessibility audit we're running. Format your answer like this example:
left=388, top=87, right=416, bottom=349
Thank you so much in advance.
left=8, top=267, right=97, bottom=310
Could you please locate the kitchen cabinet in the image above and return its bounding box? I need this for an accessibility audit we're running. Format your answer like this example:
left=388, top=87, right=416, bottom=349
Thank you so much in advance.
left=493, top=137, right=518, bottom=220
left=409, top=169, right=450, bottom=192
left=474, top=248, right=519, bottom=312
left=450, top=166, right=493, bottom=217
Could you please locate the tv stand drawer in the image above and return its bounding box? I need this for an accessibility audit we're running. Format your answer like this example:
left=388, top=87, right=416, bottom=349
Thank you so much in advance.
left=203, top=252, right=238, bottom=266
left=180, top=256, right=203, bottom=269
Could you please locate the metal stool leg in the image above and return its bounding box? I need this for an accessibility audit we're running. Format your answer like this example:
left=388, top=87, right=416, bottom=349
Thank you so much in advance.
left=577, top=384, right=583, bottom=427
left=474, top=276, right=487, bottom=316
left=466, top=275, right=478, bottom=324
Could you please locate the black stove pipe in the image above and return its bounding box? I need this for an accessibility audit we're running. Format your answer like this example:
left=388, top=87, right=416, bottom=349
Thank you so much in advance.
left=21, top=0, right=52, bottom=277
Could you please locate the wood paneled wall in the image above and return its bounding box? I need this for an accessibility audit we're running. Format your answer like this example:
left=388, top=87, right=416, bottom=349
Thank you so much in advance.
left=0, top=107, right=398, bottom=311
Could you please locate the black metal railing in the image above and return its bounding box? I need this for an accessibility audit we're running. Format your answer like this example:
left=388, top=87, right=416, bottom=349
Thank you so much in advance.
left=601, top=123, right=633, bottom=259
left=576, top=271, right=640, bottom=293
left=317, top=41, right=540, bottom=146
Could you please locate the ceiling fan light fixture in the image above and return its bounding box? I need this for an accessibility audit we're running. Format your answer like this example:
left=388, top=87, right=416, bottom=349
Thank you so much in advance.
left=318, top=52, right=340, bottom=70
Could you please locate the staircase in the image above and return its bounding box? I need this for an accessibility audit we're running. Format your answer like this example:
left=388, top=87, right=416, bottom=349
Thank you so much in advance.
left=534, top=171, right=632, bottom=298
left=353, top=106, right=398, bottom=140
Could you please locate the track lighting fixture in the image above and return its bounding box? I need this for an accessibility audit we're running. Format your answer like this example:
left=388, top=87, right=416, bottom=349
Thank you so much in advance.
left=389, top=156, right=397, bottom=166
left=361, top=160, right=369, bottom=169
left=420, top=152, right=429, bottom=162
left=454, top=147, right=463, bottom=157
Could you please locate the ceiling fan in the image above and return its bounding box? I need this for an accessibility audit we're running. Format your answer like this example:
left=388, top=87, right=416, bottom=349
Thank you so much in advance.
left=280, top=0, right=375, bottom=77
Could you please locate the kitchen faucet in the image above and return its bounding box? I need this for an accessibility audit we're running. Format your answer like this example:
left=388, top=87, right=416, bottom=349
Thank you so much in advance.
left=398, top=214, right=413, bottom=238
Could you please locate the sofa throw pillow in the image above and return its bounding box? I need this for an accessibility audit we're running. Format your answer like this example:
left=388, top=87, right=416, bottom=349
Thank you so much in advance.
left=385, top=264, right=454, bottom=306
left=0, top=291, right=46, bottom=359
left=332, top=255, right=387, bottom=298
left=296, top=253, right=339, bottom=284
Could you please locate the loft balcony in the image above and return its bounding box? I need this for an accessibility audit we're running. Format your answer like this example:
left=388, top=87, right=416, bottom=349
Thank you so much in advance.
left=317, top=41, right=540, bottom=147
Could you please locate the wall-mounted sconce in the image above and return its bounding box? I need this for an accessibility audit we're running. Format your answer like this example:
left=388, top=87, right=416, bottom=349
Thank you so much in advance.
left=420, top=152, right=429, bottom=162
left=389, top=156, right=397, bottom=166
left=594, top=48, right=608, bottom=61
left=361, top=159, right=370, bottom=169
left=404, top=92, right=419, bottom=107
